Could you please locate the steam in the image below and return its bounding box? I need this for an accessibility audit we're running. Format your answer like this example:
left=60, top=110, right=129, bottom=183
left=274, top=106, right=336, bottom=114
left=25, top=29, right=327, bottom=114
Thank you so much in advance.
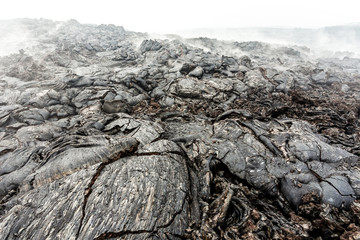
left=0, top=18, right=359, bottom=59
left=0, top=19, right=35, bottom=56
left=0, top=18, right=60, bottom=57
left=175, top=25, right=360, bottom=58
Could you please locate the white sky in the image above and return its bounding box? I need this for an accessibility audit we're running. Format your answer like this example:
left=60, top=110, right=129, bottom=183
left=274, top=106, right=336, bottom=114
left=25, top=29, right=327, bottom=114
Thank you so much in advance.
left=1, top=0, right=360, bottom=33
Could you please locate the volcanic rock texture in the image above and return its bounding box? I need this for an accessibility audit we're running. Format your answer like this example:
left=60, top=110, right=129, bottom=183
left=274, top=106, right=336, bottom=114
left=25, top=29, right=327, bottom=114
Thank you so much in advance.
left=0, top=19, right=360, bottom=239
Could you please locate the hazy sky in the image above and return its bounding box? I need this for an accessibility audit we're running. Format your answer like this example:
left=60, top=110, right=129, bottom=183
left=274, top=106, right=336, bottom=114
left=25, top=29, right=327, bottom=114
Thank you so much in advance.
left=1, top=0, right=360, bottom=33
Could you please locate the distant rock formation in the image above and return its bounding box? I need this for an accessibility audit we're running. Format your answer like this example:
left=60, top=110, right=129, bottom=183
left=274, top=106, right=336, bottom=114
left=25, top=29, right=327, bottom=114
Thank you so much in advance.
left=178, top=24, right=360, bottom=58
left=0, top=19, right=360, bottom=239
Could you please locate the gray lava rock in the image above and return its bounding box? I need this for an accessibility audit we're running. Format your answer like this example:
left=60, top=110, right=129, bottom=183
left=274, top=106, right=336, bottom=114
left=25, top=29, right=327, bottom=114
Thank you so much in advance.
left=101, top=100, right=130, bottom=113
left=0, top=18, right=359, bottom=240
left=320, top=176, right=356, bottom=208
left=188, top=66, right=204, bottom=78
left=179, top=62, right=197, bottom=75
left=140, top=39, right=162, bottom=53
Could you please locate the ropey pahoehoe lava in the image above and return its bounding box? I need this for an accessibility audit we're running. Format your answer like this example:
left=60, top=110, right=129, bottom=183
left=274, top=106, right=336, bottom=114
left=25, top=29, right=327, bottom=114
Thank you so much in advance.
left=0, top=18, right=360, bottom=239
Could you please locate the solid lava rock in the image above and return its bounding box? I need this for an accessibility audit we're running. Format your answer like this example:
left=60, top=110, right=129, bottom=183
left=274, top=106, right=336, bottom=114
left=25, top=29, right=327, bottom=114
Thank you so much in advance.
left=0, top=18, right=359, bottom=240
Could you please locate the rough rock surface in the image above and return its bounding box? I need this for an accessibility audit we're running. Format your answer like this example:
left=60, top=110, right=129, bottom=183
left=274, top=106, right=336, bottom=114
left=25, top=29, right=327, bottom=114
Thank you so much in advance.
left=0, top=19, right=360, bottom=239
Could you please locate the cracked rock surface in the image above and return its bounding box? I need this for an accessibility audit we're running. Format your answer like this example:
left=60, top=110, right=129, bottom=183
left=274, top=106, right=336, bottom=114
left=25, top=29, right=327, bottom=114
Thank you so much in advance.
left=0, top=19, right=360, bottom=239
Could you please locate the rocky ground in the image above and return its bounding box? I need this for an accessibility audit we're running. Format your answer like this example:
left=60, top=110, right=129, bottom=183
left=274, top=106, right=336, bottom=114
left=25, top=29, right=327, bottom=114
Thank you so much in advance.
left=0, top=18, right=360, bottom=239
